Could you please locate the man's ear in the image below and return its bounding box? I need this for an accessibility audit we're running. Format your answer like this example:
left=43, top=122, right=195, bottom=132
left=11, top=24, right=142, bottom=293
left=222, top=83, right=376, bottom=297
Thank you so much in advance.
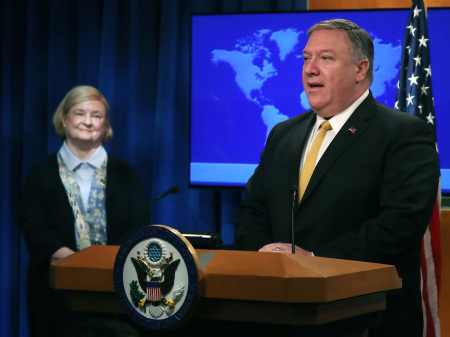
left=355, top=59, right=370, bottom=83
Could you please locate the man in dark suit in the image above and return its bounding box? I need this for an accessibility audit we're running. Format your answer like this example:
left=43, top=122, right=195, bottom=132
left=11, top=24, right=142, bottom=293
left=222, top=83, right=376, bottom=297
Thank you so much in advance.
left=234, top=19, right=440, bottom=336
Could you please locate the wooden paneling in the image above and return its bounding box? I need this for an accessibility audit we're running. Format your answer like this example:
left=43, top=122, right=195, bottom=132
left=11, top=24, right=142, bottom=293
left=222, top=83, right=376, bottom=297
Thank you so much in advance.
left=441, top=209, right=450, bottom=336
left=309, top=0, right=450, bottom=10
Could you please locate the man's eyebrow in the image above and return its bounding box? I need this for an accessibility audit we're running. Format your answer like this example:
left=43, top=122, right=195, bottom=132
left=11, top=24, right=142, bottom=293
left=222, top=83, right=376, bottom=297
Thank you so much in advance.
left=303, top=49, right=335, bottom=54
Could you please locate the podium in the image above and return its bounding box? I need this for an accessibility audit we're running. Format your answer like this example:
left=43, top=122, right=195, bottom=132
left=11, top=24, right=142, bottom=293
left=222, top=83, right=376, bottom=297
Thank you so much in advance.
left=50, top=245, right=401, bottom=334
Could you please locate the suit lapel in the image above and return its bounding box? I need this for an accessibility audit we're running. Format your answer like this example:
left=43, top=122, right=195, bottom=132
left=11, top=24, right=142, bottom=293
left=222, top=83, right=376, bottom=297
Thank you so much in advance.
left=286, top=112, right=316, bottom=187
left=299, top=94, right=375, bottom=204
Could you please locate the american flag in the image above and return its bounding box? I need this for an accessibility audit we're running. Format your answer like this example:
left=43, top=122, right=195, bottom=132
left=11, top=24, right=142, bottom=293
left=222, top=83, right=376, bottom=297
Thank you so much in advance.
left=395, top=1, right=441, bottom=336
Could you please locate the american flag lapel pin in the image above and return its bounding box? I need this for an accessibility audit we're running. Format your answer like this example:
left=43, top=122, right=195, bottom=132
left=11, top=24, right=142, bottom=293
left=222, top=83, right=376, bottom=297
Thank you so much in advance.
left=348, top=126, right=357, bottom=134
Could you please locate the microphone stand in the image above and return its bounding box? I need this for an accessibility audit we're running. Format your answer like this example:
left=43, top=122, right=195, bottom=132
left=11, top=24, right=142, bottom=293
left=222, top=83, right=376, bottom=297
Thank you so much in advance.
left=291, top=185, right=298, bottom=254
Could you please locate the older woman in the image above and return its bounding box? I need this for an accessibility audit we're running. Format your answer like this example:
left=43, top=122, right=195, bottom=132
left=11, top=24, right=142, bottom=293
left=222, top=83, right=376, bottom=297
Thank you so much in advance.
left=20, top=85, right=150, bottom=337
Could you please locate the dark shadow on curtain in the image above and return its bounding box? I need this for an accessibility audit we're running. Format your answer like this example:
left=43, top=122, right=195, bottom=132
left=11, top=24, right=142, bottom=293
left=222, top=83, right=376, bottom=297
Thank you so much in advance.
left=0, top=0, right=307, bottom=336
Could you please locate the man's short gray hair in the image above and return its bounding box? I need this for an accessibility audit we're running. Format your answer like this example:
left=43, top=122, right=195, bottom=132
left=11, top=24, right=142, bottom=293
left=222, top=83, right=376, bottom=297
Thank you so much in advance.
left=308, top=19, right=374, bottom=84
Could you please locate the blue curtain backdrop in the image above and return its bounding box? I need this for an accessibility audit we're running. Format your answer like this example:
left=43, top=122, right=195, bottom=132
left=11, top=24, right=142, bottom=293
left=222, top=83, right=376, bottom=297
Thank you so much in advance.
left=0, top=0, right=307, bottom=336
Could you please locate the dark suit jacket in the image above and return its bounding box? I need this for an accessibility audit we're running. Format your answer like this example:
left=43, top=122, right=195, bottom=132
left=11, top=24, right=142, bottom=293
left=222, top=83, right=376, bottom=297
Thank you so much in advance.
left=234, top=92, right=440, bottom=336
left=20, top=153, right=150, bottom=337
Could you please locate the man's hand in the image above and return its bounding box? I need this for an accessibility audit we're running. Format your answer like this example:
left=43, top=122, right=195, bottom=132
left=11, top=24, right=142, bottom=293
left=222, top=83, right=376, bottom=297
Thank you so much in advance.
left=258, top=243, right=313, bottom=256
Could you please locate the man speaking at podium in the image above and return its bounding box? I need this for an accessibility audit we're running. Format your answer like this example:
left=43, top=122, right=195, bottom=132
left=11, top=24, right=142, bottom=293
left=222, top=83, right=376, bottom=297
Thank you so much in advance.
left=234, top=19, right=439, bottom=337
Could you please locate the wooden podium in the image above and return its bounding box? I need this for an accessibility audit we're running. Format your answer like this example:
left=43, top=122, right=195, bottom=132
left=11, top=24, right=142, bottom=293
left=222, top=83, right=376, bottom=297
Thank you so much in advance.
left=50, top=245, right=401, bottom=334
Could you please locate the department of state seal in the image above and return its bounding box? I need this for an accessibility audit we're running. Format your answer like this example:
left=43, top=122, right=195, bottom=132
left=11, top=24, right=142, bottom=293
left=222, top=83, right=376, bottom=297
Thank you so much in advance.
left=113, top=225, right=202, bottom=331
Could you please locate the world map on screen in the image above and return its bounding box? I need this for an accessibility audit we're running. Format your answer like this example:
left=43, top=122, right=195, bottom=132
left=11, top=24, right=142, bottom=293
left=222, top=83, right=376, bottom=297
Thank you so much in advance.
left=211, top=28, right=402, bottom=142
left=191, top=10, right=449, bottom=189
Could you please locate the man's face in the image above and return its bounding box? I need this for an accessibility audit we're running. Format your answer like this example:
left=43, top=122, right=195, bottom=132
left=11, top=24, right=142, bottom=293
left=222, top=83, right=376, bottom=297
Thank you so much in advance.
left=302, top=29, right=366, bottom=118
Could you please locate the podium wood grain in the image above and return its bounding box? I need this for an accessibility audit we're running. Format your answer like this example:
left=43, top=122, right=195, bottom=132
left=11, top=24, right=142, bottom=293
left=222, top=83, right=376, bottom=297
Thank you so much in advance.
left=50, top=246, right=401, bottom=325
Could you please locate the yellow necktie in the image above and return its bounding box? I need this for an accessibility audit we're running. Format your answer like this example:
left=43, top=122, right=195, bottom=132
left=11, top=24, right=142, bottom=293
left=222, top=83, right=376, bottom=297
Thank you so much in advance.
left=298, top=120, right=332, bottom=201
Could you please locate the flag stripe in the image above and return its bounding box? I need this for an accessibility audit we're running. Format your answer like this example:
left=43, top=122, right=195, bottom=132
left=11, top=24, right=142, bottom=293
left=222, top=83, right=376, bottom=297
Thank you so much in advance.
left=422, top=226, right=440, bottom=336
left=429, top=199, right=442, bottom=291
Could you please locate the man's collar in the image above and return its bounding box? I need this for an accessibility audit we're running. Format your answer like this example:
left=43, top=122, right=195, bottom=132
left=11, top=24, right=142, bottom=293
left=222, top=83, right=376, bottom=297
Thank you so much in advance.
left=314, top=89, right=369, bottom=133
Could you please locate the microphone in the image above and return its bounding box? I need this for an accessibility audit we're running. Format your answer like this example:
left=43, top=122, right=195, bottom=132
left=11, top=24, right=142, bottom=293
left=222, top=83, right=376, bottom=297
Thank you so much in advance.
left=290, top=185, right=298, bottom=254
left=149, top=186, right=180, bottom=209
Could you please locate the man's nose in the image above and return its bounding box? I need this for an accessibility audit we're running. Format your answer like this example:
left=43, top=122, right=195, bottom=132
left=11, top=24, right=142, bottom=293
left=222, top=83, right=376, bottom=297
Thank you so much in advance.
left=304, top=58, right=318, bottom=76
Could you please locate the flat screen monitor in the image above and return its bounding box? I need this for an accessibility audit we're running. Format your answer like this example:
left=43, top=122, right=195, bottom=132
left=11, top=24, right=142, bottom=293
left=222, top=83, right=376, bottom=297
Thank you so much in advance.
left=190, top=8, right=450, bottom=193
